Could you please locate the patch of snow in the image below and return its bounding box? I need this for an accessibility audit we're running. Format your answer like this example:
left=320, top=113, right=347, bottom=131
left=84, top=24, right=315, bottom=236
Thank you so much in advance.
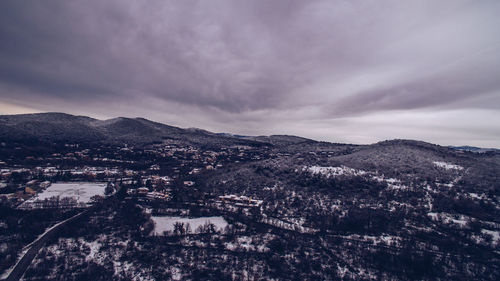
left=337, top=264, right=350, bottom=278
left=439, top=182, right=455, bottom=188
left=433, top=161, right=463, bottom=170
left=427, top=212, right=469, bottom=228
left=151, top=216, right=228, bottom=235
left=85, top=240, right=102, bottom=262
left=305, top=165, right=367, bottom=177
left=450, top=218, right=468, bottom=227
left=171, top=267, right=182, bottom=280
left=260, top=217, right=318, bottom=234
left=469, top=193, right=485, bottom=200
left=482, top=229, right=500, bottom=245
left=225, top=236, right=257, bottom=251
left=384, top=178, right=400, bottom=184
left=305, top=166, right=412, bottom=190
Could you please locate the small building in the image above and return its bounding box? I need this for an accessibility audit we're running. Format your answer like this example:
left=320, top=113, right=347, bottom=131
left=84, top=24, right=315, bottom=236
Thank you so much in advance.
left=183, top=181, right=195, bottom=187
left=137, top=187, right=149, bottom=196
left=149, top=164, right=160, bottom=171
left=146, top=191, right=170, bottom=201
left=25, top=187, right=36, bottom=195
left=40, top=181, right=51, bottom=188
left=189, top=168, right=201, bottom=175
left=26, top=180, right=38, bottom=186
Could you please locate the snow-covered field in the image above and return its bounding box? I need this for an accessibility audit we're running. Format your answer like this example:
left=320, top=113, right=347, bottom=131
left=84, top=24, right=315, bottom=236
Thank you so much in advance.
left=151, top=216, right=228, bottom=235
left=22, top=182, right=107, bottom=207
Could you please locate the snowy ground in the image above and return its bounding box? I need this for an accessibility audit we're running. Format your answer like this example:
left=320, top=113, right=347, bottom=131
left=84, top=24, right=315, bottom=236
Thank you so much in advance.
left=427, top=212, right=469, bottom=228
left=433, top=161, right=463, bottom=170
left=304, top=165, right=410, bottom=190
left=23, top=182, right=107, bottom=205
left=305, top=165, right=367, bottom=177
left=151, top=216, right=228, bottom=235
left=481, top=229, right=500, bottom=245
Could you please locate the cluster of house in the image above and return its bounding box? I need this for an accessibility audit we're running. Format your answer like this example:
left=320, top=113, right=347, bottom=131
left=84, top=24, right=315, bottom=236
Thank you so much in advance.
left=0, top=141, right=271, bottom=208
left=127, top=187, right=171, bottom=201
left=142, top=143, right=266, bottom=173
left=23, top=179, right=51, bottom=195
left=0, top=179, right=52, bottom=205
left=209, top=194, right=264, bottom=216
left=1, top=166, right=124, bottom=178
left=218, top=194, right=263, bottom=208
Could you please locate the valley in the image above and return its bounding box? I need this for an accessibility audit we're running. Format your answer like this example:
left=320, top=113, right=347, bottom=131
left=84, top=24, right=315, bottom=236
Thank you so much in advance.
left=0, top=113, right=499, bottom=280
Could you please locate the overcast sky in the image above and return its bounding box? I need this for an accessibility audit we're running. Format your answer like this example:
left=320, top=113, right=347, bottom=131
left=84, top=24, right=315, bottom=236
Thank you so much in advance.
left=1, top=0, right=500, bottom=147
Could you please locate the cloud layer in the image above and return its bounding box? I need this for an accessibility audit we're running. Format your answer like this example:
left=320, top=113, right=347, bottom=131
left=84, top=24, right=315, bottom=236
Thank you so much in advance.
left=1, top=0, right=500, bottom=147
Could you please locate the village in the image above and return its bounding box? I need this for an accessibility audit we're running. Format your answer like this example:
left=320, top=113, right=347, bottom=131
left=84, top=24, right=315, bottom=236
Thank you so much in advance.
left=0, top=141, right=271, bottom=208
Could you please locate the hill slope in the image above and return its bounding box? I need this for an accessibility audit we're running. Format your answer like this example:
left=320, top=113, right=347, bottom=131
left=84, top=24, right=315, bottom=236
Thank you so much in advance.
left=0, top=113, right=265, bottom=147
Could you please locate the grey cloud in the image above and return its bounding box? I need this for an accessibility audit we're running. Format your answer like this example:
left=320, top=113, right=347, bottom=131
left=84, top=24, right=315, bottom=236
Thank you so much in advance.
left=329, top=53, right=500, bottom=116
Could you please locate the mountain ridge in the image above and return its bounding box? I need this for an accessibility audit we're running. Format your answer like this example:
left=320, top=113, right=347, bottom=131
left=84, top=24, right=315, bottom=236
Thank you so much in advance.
left=0, top=112, right=257, bottom=147
left=0, top=112, right=497, bottom=152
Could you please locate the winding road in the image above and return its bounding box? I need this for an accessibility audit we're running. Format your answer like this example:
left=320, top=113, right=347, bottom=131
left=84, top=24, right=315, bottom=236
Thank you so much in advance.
left=2, top=209, right=91, bottom=281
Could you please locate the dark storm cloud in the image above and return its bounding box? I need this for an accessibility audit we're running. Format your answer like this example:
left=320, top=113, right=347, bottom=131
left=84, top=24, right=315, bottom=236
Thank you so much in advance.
left=1, top=0, right=500, bottom=146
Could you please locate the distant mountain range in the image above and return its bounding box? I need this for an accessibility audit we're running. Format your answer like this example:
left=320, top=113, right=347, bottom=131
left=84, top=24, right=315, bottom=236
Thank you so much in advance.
left=0, top=112, right=332, bottom=150
left=0, top=112, right=498, bottom=153
left=449, top=145, right=500, bottom=153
